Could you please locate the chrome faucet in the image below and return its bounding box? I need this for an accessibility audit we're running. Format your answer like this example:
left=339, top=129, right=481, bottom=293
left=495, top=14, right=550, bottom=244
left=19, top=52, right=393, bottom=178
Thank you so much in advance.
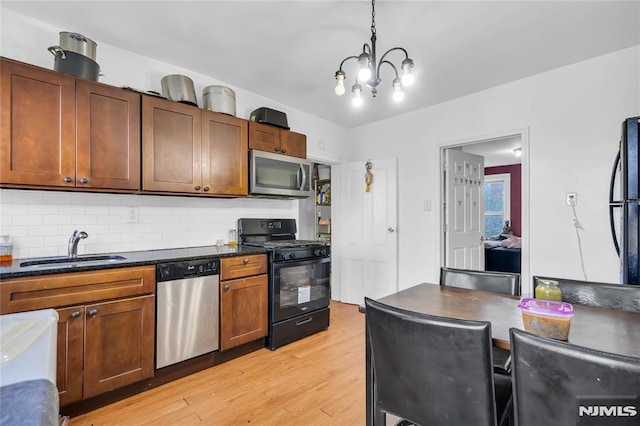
left=68, top=230, right=88, bottom=259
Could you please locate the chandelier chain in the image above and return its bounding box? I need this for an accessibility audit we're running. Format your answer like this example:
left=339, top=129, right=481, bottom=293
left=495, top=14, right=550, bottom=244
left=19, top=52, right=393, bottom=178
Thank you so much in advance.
left=371, top=0, right=376, bottom=35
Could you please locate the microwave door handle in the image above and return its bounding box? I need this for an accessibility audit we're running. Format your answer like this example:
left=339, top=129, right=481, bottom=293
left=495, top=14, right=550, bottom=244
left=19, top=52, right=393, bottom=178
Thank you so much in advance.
left=298, top=164, right=306, bottom=191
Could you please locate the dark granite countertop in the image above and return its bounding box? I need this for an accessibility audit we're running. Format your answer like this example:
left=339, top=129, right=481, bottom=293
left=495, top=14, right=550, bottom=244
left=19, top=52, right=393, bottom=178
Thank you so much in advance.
left=0, top=245, right=267, bottom=279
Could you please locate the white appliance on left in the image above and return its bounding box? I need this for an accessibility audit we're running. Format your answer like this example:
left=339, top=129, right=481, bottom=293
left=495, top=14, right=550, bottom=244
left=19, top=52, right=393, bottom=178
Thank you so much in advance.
left=0, top=308, right=58, bottom=386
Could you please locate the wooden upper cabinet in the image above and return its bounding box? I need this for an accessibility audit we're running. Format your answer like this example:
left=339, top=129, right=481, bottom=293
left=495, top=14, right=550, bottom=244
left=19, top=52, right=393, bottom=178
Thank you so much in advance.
left=0, top=57, right=141, bottom=191
left=248, top=121, right=307, bottom=158
left=76, top=80, right=141, bottom=190
left=202, top=110, right=248, bottom=196
left=280, top=130, right=307, bottom=159
left=142, top=96, right=202, bottom=193
left=1, top=58, right=76, bottom=186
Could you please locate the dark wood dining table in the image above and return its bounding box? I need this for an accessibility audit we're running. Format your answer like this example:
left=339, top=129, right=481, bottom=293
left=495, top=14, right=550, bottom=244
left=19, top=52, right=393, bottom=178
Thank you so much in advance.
left=365, top=283, right=640, bottom=425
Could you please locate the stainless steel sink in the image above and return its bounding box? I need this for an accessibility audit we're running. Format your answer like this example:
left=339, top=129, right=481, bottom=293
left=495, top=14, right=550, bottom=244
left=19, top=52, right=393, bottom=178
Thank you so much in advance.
left=20, top=255, right=127, bottom=268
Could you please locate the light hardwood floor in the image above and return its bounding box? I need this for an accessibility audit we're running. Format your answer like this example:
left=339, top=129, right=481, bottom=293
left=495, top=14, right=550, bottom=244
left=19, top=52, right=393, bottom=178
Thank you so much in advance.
left=70, top=301, right=366, bottom=425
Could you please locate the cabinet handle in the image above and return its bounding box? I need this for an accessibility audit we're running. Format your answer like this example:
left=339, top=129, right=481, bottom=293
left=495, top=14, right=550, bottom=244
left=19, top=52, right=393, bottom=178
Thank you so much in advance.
left=79, top=177, right=88, bottom=184
left=243, top=258, right=249, bottom=265
left=63, top=176, right=73, bottom=183
left=71, top=311, right=81, bottom=318
left=275, top=147, right=280, bottom=152
left=195, top=185, right=201, bottom=191
left=281, top=149, right=286, bottom=154
left=224, top=284, right=230, bottom=291
left=204, top=186, right=210, bottom=192
left=88, top=309, right=98, bottom=317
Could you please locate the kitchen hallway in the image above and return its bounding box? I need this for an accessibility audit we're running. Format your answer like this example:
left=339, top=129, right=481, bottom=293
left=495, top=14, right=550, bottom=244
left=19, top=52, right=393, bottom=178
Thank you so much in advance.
left=69, top=301, right=365, bottom=425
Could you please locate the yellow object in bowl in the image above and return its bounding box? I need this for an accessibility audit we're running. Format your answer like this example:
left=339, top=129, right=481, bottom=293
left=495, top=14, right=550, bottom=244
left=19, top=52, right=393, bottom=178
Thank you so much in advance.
left=517, top=298, right=574, bottom=340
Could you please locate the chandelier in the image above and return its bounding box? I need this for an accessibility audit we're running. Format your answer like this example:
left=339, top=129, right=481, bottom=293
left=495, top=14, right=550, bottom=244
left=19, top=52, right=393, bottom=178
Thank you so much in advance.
left=334, top=0, right=415, bottom=107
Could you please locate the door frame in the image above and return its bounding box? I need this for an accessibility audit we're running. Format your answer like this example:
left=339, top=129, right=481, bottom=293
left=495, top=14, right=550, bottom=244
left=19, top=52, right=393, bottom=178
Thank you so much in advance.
left=436, top=128, right=531, bottom=294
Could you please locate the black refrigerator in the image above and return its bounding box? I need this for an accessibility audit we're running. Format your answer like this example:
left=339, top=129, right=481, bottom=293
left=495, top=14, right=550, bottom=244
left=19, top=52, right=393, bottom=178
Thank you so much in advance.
left=609, top=116, right=640, bottom=285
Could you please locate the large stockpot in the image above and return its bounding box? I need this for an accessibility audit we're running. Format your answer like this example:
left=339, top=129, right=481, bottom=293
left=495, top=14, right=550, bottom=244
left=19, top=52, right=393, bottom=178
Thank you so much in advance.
left=56, top=32, right=97, bottom=61
left=161, top=75, right=198, bottom=107
left=48, top=47, right=100, bottom=81
left=203, top=86, right=236, bottom=116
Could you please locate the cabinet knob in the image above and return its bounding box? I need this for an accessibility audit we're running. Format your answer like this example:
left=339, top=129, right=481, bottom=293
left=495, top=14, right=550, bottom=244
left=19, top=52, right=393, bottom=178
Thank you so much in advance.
left=88, top=309, right=98, bottom=317
left=281, top=149, right=286, bottom=154
left=243, top=258, right=249, bottom=265
left=63, top=176, right=73, bottom=183
left=195, top=185, right=201, bottom=191
left=204, top=186, right=210, bottom=192
left=275, top=147, right=280, bottom=152
left=71, top=311, right=81, bottom=318
left=80, top=177, right=88, bottom=184
left=224, top=284, right=230, bottom=291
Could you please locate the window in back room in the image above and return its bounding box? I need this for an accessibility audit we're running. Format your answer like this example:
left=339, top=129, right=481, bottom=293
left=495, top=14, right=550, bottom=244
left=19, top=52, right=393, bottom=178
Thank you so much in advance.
left=484, top=173, right=511, bottom=237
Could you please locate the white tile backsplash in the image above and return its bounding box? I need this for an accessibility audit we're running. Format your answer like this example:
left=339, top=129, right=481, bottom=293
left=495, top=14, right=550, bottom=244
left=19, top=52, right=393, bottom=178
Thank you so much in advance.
left=0, top=189, right=298, bottom=259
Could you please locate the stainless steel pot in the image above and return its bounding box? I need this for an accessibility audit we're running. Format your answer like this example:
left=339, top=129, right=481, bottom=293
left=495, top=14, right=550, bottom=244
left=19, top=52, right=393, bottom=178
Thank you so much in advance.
left=161, top=75, right=198, bottom=107
left=203, top=86, right=236, bottom=116
left=48, top=47, right=100, bottom=81
left=55, top=32, right=97, bottom=61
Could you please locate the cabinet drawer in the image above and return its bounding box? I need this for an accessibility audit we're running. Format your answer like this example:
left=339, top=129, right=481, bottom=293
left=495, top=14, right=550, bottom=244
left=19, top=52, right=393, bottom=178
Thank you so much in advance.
left=0, top=266, right=156, bottom=314
left=220, top=254, right=267, bottom=280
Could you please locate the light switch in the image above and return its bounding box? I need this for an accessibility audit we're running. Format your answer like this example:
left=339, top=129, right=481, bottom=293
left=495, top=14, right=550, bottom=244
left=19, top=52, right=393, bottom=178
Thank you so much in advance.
left=423, top=200, right=432, bottom=211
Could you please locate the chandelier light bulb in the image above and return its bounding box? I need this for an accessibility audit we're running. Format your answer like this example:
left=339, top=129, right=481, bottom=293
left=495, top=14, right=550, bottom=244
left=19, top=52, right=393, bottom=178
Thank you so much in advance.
left=392, top=79, right=404, bottom=102
left=335, top=71, right=346, bottom=96
left=357, top=53, right=372, bottom=82
left=401, top=59, right=415, bottom=86
left=352, top=83, right=363, bottom=107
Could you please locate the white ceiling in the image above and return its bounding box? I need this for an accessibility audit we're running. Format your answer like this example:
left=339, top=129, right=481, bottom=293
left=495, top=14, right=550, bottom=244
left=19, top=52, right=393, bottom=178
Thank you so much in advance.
left=3, top=1, right=639, bottom=129
left=460, top=136, right=522, bottom=167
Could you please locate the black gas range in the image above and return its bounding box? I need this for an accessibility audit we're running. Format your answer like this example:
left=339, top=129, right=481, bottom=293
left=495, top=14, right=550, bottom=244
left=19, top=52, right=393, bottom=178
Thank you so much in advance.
left=238, top=218, right=331, bottom=350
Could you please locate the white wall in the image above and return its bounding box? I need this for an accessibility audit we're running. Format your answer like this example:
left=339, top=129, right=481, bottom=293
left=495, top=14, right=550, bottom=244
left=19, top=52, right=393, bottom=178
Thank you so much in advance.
left=347, top=46, right=640, bottom=290
left=0, top=9, right=349, bottom=259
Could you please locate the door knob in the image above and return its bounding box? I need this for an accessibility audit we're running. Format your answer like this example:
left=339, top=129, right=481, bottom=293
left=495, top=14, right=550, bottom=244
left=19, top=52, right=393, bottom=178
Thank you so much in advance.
left=63, top=176, right=73, bottom=183
left=224, top=284, right=230, bottom=291
left=71, top=311, right=81, bottom=318
left=88, top=309, right=98, bottom=317
left=195, top=185, right=201, bottom=191
left=80, top=177, right=88, bottom=184
left=387, top=227, right=395, bottom=232
left=243, top=258, right=249, bottom=265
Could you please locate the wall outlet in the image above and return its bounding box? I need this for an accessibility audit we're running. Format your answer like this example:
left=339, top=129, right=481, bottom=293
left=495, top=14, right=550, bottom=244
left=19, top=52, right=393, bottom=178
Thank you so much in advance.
left=566, top=193, right=577, bottom=206
left=126, top=206, right=139, bottom=223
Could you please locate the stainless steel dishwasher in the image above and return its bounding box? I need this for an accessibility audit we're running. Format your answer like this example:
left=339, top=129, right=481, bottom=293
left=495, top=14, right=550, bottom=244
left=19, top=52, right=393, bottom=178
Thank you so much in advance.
left=156, top=258, right=219, bottom=369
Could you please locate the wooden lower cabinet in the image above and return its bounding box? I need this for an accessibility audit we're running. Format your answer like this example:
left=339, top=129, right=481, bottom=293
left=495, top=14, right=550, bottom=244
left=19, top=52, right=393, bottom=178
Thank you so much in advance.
left=56, top=295, right=155, bottom=406
left=220, top=274, right=268, bottom=351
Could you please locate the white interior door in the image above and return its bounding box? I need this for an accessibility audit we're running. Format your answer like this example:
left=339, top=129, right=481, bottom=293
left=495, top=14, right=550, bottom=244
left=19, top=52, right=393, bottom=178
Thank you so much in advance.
left=340, top=159, right=398, bottom=304
left=444, top=149, right=485, bottom=270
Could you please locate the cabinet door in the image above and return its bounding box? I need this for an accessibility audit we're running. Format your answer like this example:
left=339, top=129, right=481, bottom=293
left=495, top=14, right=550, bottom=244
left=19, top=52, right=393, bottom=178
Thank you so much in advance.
left=248, top=121, right=280, bottom=153
left=280, top=130, right=307, bottom=158
left=220, top=274, right=268, bottom=351
left=0, top=58, right=76, bottom=187
left=202, top=110, right=248, bottom=196
left=142, top=96, right=202, bottom=193
left=84, top=295, right=155, bottom=398
left=76, top=81, right=141, bottom=190
left=56, top=306, right=85, bottom=406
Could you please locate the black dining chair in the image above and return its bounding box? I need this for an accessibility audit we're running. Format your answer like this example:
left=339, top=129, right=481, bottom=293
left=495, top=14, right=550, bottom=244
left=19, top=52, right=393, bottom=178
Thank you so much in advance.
left=365, top=297, right=512, bottom=426
left=510, top=328, right=640, bottom=426
left=440, top=267, right=521, bottom=373
left=532, top=275, right=640, bottom=313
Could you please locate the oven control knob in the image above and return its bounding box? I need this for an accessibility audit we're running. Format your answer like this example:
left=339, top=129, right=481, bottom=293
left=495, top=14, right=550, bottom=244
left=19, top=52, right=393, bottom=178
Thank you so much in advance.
left=289, top=252, right=296, bottom=260
left=321, top=249, right=328, bottom=256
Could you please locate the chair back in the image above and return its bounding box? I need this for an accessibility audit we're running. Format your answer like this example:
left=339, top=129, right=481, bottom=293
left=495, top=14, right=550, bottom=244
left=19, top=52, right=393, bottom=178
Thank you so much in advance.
left=365, top=297, right=499, bottom=426
left=440, top=267, right=521, bottom=296
left=510, top=328, right=640, bottom=426
left=532, top=276, right=640, bottom=313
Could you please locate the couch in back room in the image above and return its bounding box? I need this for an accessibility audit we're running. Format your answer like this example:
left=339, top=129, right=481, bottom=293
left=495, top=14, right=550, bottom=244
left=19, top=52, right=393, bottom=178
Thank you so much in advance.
left=484, top=236, right=521, bottom=274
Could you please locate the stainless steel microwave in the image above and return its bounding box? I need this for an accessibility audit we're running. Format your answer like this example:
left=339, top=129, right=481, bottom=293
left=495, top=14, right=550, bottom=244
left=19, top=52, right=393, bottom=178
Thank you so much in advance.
left=249, top=150, right=312, bottom=198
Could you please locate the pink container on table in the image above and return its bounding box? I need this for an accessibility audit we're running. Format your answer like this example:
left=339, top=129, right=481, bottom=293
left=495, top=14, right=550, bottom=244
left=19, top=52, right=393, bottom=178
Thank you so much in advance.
left=517, top=298, right=574, bottom=340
